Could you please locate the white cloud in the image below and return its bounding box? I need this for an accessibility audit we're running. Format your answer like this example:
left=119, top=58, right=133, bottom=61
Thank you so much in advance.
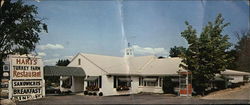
left=132, top=45, right=168, bottom=56
left=38, top=52, right=46, bottom=57
left=53, top=54, right=60, bottom=57
left=63, top=56, right=74, bottom=60
left=37, top=44, right=64, bottom=50
left=43, top=58, right=59, bottom=65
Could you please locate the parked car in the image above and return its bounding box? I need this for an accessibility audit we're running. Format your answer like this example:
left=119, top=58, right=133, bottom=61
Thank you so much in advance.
left=46, top=86, right=61, bottom=94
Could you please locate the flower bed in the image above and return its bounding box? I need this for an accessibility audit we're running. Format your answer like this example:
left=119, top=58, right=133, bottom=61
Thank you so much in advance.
left=116, top=86, right=130, bottom=91
left=86, top=86, right=99, bottom=91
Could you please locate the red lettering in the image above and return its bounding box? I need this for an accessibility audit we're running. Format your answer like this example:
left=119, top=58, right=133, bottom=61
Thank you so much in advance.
left=21, top=59, right=25, bottom=65
left=13, top=70, right=41, bottom=78
left=15, top=58, right=39, bottom=65
left=16, top=59, right=21, bottom=64
left=33, top=59, right=37, bottom=65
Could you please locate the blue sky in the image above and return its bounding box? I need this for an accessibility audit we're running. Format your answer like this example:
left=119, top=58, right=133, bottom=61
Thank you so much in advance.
left=26, top=0, right=249, bottom=65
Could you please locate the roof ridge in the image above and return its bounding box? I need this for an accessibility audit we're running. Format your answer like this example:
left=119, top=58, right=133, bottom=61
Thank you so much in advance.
left=137, top=56, right=156, bottom=73
left=80, top=53, right=109, bottom=73
left=80, top=53, right=123, bottom=58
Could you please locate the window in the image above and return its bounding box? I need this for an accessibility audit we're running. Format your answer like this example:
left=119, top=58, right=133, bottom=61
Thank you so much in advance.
left=145, top=81, right=158, bottom=86
left=142, top=77, right=158, bottom=86
left=118, top=79, right=131, bottom=87
left=85, top=76, right=101, bottom=91
left=114, top=76, right=131, bottom=91
left=78, top=58, right=81, bottom=65
left=87, top=79, right=98, bottom=87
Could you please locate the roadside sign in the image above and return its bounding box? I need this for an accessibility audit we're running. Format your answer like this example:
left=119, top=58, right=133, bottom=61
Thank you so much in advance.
left=4, top=55, right=45, bottom=101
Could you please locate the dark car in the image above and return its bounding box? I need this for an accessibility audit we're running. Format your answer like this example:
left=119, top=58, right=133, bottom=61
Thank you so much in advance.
left=46, top=86, right=61, bottom=94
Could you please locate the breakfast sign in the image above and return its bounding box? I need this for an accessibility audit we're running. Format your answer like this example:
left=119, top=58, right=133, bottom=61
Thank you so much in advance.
left=6, top=55, right=45, bottom=101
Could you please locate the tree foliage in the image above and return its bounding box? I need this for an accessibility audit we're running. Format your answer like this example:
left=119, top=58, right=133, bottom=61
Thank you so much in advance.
left=0, top=0, right=47, bottom=78
left=235, top=30, right=250, bottom=72
left=162, top=76, right=175, bottom=94
left=169, top=46, right=186, bottom=57
left=56, top=59, right=70, bottom=66
left=0, top=0, right=47, bottom=58
left=180, top=14, right=232, bottom=95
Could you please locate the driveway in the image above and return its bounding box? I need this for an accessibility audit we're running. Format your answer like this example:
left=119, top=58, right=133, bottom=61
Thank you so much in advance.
left=202, top=83, right=250, bottom=100
left=17, top=94, right=250, bottom=105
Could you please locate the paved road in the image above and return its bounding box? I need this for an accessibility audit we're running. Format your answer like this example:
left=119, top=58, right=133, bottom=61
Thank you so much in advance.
left=17, top=94, right=250, bottom=105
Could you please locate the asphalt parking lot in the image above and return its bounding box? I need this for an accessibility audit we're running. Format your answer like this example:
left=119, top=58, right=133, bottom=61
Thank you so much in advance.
left=16, top=94, right=250, bottom=105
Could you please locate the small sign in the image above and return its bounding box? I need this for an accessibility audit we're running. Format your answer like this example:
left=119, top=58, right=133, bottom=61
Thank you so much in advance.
left=13, top=88, right=42, bottom=95
left=13, top=80, right=42, bottom=88
left=13, top=94, right=43, bottom=101
left=3, top=72, right=9, bottom=76
left=3, top=64, right=9, bottom=71
left=1, top=83, right=8, bottom=88
left=1, top=79, right=9, bottom=83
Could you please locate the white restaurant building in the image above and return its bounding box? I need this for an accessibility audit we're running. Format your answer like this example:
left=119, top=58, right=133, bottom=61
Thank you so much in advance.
left=66, top=47, right=187, bottom=96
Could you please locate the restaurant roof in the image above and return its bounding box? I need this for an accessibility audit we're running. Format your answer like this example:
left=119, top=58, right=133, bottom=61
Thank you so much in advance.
left=44, top=66, right=85, bottom=77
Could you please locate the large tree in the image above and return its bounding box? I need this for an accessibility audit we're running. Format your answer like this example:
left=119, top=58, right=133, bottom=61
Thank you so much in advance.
left=180, top=14, right=231, bottom=95
left=0, top=0, right=47, bottom=78
left=169, top=46, right=186, bottom=57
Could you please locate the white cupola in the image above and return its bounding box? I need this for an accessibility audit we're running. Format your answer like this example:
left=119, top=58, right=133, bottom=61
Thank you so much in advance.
left=124, top=43, right=134, bottom=57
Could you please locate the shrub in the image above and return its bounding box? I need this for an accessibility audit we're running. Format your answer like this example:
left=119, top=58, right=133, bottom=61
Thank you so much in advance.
left=84, top=91, right=88, bottom=95
left=162, top=76, right=175, bottom=94
left=99, top=92, right=103, bottom=96
left=93, top=92, right=97, bottom=96
left=88, top=92, right=93, bottom=95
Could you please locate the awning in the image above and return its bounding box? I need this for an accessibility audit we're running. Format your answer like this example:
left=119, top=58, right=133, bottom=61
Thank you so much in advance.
left=44, top=66, right=85, bottom=77
left=118, top=78, right=132, bottom=82
left=143, top=78, right=157, bottom=82
left=60, top=76, right=70, bottom=80
left=85, top=76, right=99, bottom=81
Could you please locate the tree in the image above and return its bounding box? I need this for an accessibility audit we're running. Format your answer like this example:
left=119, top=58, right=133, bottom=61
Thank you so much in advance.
left=169, top=46, right=187, bottom=57
left=56, top=59, right=70, bottom=66
left=235, top=30, right=250, bottom=72
left=180, top=14, right=231, bottom=95
left=162, top=76, right=175, bottom=94
left=225, top=49, right=237, bottom=70
left=0, top=0, right=47, bottom=78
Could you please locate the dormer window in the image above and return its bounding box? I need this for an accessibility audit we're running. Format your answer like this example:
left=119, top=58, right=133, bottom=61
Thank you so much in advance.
left=78, top=58, right=81, bottom=65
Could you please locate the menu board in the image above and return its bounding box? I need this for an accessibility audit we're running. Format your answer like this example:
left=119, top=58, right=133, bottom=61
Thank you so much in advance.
left=6, top=55, right=45, bottom=101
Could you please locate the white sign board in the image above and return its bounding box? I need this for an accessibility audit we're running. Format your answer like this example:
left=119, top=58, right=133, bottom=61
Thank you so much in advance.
left=13, top=80, right=42, bottom=88
left=11, top=57, right=43, bottom=79
left=12, top=94, right=43, bottom=101
left=6, top=55, right=45, bottom=101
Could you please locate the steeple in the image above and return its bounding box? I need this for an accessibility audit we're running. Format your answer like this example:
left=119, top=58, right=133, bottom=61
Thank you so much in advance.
left=124, top=43, right=134, bottom=57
